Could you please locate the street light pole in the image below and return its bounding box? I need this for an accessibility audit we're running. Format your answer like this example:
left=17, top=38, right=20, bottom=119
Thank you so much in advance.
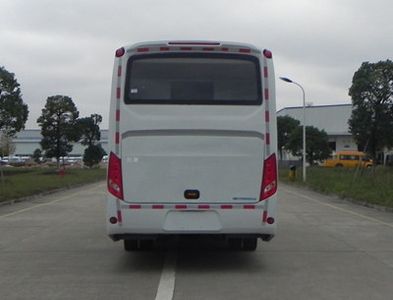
left=279, top=77, right=306, bottom=182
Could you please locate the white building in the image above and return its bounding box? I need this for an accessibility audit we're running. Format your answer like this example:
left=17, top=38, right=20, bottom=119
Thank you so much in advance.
left=11, top=129, right=108, bottom=157
left=277, top=104, right=358, bottom=156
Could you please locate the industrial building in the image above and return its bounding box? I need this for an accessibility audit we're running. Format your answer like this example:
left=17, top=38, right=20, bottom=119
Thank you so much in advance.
left=277, top=103, right=361, bottom=164
left=10, top=129, right=108, bottom=157
left=277, top=103, right=357, bottom=153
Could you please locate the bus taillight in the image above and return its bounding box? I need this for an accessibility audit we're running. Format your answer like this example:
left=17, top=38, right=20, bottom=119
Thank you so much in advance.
left=260, top=153, right=277, bottom=200
left=108, top=152, right=124, bottom=200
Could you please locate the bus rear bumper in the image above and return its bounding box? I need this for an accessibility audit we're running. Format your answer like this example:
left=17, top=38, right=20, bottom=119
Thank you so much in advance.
left=107, top=203, right=276, bottom=241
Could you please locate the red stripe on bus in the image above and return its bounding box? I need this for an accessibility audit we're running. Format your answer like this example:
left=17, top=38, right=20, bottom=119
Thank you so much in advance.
left=198, top=204, right=210, bottom=209
left=221, top=204, right=233, bottom=209
left=239, top=48, right=251, bottom=53
left=262, top=210, right=268, bottom=222
left=152, top=204, right=164, bottom=209
left=264, top=66, right=268, bottom=78
left=137, top=48, right=149, bottom=52
left=264, top=88, right=269, bottom=100
left=175, top=205, right=187, bottom=209
left=116, top=87, right=121, bottom=99
left=117, top=210, right=122, bottom=223
left=221, top=48, right=229, bottom=52
left=243, top=205, right=256, bottom=209
left=265, top=133, right=270, bottom=145
left=129, top=204, right=141, bottom=209
left=115, top=132, right=120, bottom=144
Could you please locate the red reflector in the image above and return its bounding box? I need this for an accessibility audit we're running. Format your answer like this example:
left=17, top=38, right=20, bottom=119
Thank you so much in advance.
left=109, top=217, right=118, bottom=224
left=115, top=47, right=125, bottom=57
left=267, top=217, right=275, bottom=224
left=263, top=49, right=272, bottom=59
left=260, top=153, right=278, bottom=200
left=107, top=152, right=123, bottom=200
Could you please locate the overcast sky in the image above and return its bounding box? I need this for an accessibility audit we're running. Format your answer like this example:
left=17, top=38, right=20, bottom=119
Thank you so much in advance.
left=1, top=0, right=392, bottom=129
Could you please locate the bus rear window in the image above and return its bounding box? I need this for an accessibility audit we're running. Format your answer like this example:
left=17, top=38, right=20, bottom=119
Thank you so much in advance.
left=125, top=53, right=262, bottom=105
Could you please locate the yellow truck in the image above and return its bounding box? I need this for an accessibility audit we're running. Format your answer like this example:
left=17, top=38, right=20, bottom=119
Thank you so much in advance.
left=323, top=150, right=373, bottom=168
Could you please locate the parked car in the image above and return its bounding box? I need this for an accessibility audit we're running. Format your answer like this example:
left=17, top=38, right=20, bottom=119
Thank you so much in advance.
left=323, top=150, right=372, bottom=168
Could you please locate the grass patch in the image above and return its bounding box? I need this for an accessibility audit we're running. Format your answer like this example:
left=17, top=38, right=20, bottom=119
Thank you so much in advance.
left=279, top=166, right=393, bottom=208
left=0, top=167, right=106, bottom=202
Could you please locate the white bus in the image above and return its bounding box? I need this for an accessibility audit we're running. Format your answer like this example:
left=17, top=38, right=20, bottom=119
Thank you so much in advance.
left=107, top=41, right=278, bottom=251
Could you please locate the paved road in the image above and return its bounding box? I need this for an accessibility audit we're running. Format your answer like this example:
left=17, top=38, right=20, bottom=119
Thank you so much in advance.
left=0, top=182, right=392, bottom=300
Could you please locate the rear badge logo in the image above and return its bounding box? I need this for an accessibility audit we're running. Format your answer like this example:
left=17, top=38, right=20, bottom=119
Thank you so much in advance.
left=232, top=197, right=257, bottom=201
left=184, top=190, right=200, bottom=199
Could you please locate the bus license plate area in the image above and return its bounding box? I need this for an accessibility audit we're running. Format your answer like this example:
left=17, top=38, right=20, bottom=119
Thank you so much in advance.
left=163, top=211, right=222, bottom=232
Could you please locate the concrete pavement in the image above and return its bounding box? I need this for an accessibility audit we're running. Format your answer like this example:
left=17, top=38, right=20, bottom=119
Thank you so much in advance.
left=0, top=182, right=392, bottom=300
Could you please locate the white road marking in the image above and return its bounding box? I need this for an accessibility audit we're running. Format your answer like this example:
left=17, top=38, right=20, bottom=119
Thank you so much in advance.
left=282, top=186, right=393, bottom=228
left=0, top=184, right=104, bottom=219
left=155, top=251, right=177, bottom=300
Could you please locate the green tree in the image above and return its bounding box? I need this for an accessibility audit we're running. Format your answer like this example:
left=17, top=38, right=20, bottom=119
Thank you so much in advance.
left=83, top=144, right=105, bottom=168
left=348, top=60, right=393, bottom=161
left=37, top=95, right=80, bottom=169
left=277, top=115, right=301, bottom=160
left=287, top=126, right=331, bottom=165
left=32, top=148, right=42, bottom=164
left=0, top=133, right=15, bottom=158
left=78, top=113, right=102, bottom=147
left=0, top=66, right=29, bottom=136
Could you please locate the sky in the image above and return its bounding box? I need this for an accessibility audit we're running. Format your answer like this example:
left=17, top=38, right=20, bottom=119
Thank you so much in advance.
left=1, top=0, right=392, bottom=129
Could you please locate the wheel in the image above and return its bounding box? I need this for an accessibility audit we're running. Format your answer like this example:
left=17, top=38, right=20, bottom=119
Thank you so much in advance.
left=242, top=238, right=257, bottom=251
left=228, top=238, right=242, bottom=251
left=124, top=239, right=138, bottom=251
